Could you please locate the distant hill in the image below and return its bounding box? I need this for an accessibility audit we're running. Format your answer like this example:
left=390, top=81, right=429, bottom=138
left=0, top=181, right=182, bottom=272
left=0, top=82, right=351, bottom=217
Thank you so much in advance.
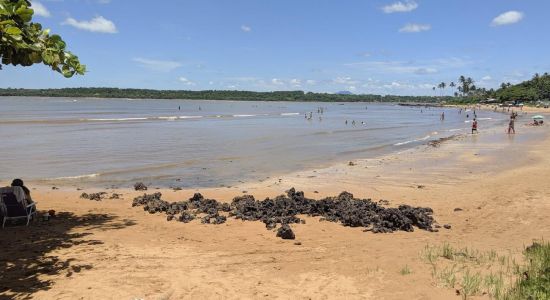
left=336, top=91, right=353, bottom=95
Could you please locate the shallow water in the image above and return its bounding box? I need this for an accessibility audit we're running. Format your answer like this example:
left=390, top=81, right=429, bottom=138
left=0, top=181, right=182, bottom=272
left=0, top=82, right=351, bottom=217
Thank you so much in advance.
left=0, top=97, right=508, bottom=188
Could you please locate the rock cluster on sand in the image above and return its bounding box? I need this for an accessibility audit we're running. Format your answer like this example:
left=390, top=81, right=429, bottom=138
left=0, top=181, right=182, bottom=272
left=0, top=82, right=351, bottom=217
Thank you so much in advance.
left=134, top=182, right=148, bottom=191
left=80, top=192, right=122, bottom=201
left=132, top=188, right=437, bottom=240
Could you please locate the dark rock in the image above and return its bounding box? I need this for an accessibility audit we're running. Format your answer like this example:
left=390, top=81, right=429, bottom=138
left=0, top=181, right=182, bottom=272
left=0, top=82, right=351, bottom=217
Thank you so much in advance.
left=276, top=224, right=295, bottom=240
left=80, top=192, right=107, bottom=201
left=134, top=182, right=148, bottom=191
left=109, top=193, right=121, bottom=199
left=294, top=242, right=302, bottom=245
left=178, top=212, right=195, bottom=223
left=443, top=224, right=451, bottom=229
left=454, top=208, right=463, bottom=212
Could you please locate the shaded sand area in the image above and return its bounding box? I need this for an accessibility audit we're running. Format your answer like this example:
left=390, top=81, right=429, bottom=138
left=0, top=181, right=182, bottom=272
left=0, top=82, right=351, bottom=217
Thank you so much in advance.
left=1, top=123, right=549, bottom=299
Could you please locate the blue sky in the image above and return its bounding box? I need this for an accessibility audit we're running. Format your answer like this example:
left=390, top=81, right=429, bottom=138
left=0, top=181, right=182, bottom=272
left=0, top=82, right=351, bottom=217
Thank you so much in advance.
left=1, top=0, right=549, bottom=95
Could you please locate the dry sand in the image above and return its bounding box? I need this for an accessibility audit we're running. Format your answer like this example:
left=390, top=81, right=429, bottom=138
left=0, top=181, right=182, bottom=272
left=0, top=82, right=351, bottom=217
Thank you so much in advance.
left=1, top=122, right=549, bottom=299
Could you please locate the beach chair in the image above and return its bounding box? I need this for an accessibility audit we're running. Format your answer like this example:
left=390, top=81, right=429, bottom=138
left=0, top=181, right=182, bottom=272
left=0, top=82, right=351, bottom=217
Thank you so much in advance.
left=0, top=187, right=37, bottom=228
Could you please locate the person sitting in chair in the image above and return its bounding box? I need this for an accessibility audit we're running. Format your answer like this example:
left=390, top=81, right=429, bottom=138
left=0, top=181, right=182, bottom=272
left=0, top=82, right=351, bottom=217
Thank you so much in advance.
left=11, top=178, right=33, bottom=203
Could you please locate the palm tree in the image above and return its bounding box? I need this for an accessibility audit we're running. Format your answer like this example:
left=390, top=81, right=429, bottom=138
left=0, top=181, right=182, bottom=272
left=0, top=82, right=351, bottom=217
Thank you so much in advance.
left=449, top=82, right=456, bottom=96
left=439, top=82, right=446, bottom=96
left=458, top=76, right=467, bottom=96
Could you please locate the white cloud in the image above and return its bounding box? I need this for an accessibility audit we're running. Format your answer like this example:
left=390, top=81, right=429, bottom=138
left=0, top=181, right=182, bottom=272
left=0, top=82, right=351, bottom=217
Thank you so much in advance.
left=491, top=11, right=524, bottom=26
left=241, top=25, right=252, bottom=32
left=333, top=76, right=359, bottom=85
left=399, top=23, right=431, bottom=33
left=179, top=77, right=196, bottom=86
left=345, top=60, right=441, bottom=75
left=63, top=16, right=117, bottom=33
left=290, top=79, right=302, bottom=87
left=30, top=1, right=51, bottom=18
left=133, top=58, right=182, bottom=72
left=481, top=75, right=492, bottom=81
left=382, top=1, right=418, bottom=13
left=271, top=78, right=284, bottom=85
left=306, top=80, right=317, bottom=85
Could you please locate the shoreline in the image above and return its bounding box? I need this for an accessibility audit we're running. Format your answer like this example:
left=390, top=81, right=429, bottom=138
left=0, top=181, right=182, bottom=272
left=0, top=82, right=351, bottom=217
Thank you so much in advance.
left=1, top=112, right=549, bottom=299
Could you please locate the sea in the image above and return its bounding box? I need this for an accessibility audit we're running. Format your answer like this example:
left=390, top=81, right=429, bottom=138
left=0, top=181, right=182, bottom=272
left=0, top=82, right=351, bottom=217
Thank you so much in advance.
left=0, top=97, right=508, bottom=188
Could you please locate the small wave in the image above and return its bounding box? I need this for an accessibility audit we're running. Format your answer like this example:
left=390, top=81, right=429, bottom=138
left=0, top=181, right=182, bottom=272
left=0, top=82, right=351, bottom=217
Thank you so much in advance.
left=448, top=128, right=463, bottom=132
left=281, top=113, right=300, bottom=116
left=179, top=115, right=203, bottom=119
left=158, top=116, right=178, bottom=121
left=418, top=135, right=431, bottom=141
left=394, top=140, right=413, bottom=146
left=85, top=117, right=148, bottom=121
left=477, top=117, right=493, bottom=120
left=394, top=135, right=431, bottom=146
left=233, top=114, right=256, bottom=117
left=50, top=173, right=100, bottom=180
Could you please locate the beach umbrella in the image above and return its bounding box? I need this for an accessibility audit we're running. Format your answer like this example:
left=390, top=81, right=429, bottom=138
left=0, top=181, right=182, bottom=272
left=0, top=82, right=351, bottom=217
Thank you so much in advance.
left=532, top=115, right=544, bottom=120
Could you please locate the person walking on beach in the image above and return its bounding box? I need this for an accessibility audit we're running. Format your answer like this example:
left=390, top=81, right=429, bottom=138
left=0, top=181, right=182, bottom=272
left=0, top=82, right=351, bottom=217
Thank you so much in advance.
left=508, top=116, right=515, bottom=134
left=472, top=119, right=478, bottom=134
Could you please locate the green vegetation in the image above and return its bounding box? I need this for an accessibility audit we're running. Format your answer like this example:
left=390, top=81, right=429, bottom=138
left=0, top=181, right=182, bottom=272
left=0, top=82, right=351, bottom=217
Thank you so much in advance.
left=441, top=73, right=550, bottom=104
left=496, top=73, right=550, bottom=102
left=400, top=265, right=412, bottom=275
left=0, top=87, right=451, bottom=102
left=505, top=242, right=550, bottom=300
left=420, top=241, right=550, bottom=300
left=0, top=0, right=84, bottom=77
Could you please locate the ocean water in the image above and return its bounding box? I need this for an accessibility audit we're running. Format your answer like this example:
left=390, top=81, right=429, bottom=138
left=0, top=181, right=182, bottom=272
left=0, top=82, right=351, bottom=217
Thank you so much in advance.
left=0, top=97, right=507, bottom=188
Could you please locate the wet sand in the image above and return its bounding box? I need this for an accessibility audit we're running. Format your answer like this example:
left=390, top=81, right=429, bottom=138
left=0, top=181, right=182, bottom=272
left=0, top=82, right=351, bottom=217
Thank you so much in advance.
left=1, top=120, right=549, bottom=299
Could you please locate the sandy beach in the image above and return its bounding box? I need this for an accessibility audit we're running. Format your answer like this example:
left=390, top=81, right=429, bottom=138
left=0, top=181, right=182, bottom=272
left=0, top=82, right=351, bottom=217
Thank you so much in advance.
left=1, top=111, right=548, bottom=299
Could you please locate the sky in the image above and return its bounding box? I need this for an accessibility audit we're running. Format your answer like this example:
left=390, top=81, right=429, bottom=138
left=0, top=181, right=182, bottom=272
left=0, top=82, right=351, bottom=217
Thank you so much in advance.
left=1, top=0, right=549, bottom=95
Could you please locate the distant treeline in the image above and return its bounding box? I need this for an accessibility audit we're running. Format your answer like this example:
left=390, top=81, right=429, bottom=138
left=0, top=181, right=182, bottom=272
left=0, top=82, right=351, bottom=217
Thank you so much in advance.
left=0, top=88, right=451, bottom=103
left=495, top=73, right=550, bottom=102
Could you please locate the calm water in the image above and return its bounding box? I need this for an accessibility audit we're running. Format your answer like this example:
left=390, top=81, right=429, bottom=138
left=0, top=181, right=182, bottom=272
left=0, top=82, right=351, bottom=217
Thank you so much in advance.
left=0, top=97, right=507, bottom=188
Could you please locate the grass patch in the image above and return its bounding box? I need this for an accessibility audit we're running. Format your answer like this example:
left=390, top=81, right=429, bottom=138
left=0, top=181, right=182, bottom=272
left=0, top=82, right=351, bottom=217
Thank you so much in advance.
left=420, top=241, right=549, bottom=299
left=503, top=241, right=550, bottom=300
left=400, top=265, right=412, bottom=275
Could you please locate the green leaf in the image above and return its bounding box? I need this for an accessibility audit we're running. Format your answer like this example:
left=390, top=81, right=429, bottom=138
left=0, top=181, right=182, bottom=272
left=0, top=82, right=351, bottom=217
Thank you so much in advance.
left=5, top=26, right=22, bottom=35
left=15, top=7, right=33, bottom=22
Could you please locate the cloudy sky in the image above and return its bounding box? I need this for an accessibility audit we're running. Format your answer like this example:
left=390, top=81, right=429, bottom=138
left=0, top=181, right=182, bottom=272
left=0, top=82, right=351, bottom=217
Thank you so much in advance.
left=1, top=0, right=549, bottom=95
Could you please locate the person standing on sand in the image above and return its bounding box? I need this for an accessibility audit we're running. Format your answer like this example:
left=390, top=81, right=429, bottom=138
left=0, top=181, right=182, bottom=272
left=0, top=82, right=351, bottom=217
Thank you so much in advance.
left=440, top=112, right=445, bottom=121
left=472, top=119, right=478, bottom=134
left=508, top=117, right=515, bottom=134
